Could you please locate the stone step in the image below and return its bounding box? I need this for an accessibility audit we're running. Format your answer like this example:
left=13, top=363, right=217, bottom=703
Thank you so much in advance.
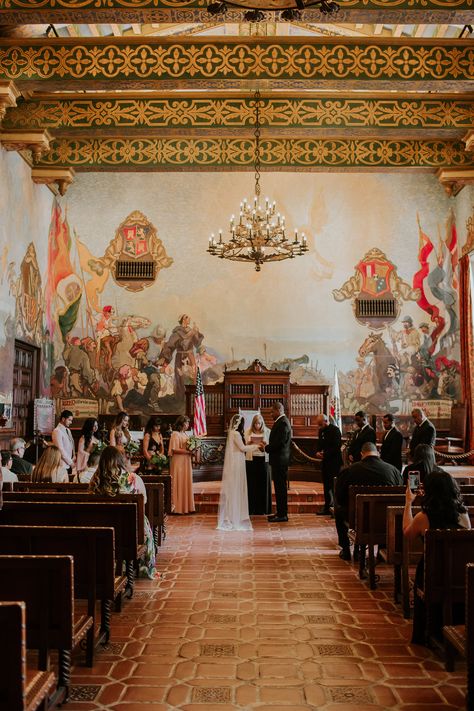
left=194, top=488, right=325, bottom=514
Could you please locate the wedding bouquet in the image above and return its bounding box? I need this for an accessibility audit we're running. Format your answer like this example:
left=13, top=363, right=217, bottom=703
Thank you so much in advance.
left=124, top=439, right=140, bottom=457
left=150, top=452, right=168, bottom=469
left=186, top=435, right=202, bottom=452
left=92, top=440, right=106, bottom=456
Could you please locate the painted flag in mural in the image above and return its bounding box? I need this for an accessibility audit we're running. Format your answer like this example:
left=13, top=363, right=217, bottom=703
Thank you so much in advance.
left=193, top=365, right=207, bottom=437
left=412, top=217, right=446, bottom=354
left=330, top=366, right=342, bottom=432
left=445, top=210, right=459, bottom=291
left=75, top=232, right=110, bottom=313
left=44, top=200, right=82, bottom=343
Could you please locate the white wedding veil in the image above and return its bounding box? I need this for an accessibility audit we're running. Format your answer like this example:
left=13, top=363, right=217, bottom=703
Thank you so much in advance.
left=216, top=413, right=251, bottom=531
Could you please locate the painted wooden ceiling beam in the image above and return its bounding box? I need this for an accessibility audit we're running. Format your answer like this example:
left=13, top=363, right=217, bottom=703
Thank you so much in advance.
left=0, top=36, right=472, bottom=91
left=4, top=92, right=473, bottom=139
left=0, top=0, right=472, bottom=24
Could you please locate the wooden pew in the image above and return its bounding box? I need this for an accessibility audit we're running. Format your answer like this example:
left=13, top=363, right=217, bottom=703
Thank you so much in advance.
left=443, top=563, right=474, bottom=710
left=0, top=601, right=55, bottom=711
left=347, top=485, right=405, bottom=530
left=13, top=479, right=165, bottom=548
left=0, top=525, right=126, bottom=644
left=356, top=491, right=474, bottom=592
left=142, top=473, right=172, bottom=515
left=0, top=555, right=94, bottom=704
left=386, top=505, right=423, bottom=618
left=420, top=529, right=474, bottom=645
left=0, top=501, right=139, bottom=597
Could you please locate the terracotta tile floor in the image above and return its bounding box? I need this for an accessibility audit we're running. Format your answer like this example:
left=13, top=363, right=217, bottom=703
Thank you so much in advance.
left=67, top=504, right=467, bottom=710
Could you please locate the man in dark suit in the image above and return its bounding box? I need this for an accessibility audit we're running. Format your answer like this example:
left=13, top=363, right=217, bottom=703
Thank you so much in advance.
left=409, top=407, right=436, bottom=460
left=315, top=414, right=342, bottom=515
left=347, top=410, right=376, bottom=463
left=380, top=413, right=404, bottom=471
left=10, top=438, right=33, bottom=481
left=335, top=442, right=403, bottom=560
left=264, top=401, right=292, bottom=522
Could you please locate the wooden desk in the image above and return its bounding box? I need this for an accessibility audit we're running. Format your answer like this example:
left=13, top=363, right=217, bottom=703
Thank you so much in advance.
left=444, top=466, right=474, bottom=483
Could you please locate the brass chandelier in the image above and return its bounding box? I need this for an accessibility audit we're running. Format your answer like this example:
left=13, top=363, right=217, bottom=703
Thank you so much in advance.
left=207, top=91, right=308, bottom=272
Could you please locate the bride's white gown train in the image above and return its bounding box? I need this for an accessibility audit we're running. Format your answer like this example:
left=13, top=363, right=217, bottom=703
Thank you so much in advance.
left=217, top=430, right=258, bottom=531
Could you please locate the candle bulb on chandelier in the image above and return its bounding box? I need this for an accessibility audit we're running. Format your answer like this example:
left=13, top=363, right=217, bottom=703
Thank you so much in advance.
left=218, top=230, right=223, bottom=243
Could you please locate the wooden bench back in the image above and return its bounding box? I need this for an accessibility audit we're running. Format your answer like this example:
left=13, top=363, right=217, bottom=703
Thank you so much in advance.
left=0, top=555, right=74, bottom=649
left=467, top=563, right=474, bottom=664
left=354, top=493, right=413, bottom=545
left=424, top=529, right=474, bottom=625
left=0, top=501, right=138, bottom=564
left=14, top=482, right=89, bottom=492
left=142, top=474, right=172, bottom=514
left=0, top=601, right=26, bottom=709
left=2, top=492, right=144, bottom=545
left=347, top=486, right=405, bottom=528
left=0, top=525, right=116, bottom=601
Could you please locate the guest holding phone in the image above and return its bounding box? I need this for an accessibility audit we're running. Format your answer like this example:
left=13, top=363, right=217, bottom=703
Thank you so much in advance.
left=403, top=443, right=443, bottom=486
left=403, top=470, right=470, bottom=645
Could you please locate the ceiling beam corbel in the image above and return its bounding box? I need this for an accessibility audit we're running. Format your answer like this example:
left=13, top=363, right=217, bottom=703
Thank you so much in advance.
left=0, top=128, right=53, bottom=161
left=31, top=166, right=75, bottom=195
left=437, top=167, right=474, bottom=197
left=0, top=81, right=20, bottom=123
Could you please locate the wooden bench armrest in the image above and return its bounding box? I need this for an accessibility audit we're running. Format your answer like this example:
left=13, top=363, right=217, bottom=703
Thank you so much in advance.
left=72, top=613, right=94, bottom=647
left=25, top=669, right=56, bottom=711
left=443, top=624, right=466, bottom=656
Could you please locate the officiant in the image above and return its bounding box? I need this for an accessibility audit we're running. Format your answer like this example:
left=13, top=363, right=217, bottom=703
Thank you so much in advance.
left=245, top=413, right=272, bottom=515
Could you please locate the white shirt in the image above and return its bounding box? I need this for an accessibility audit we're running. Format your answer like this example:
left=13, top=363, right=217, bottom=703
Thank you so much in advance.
left=1, top=467, right=18, bottom=483
left=52, top=423, right=75, bottom=467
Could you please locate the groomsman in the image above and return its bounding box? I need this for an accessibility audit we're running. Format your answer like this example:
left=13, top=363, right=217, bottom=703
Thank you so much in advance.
left=409, top=407, right=436, bottom=460
left=315, top=414, right=342, bottom=515
left=264, top=401, right=292, bottom=523
left=52, top=409, right=75, bottom=480
left=380, top=413, right=404, bottom=471
left=347, top=411, right=376, bottom=463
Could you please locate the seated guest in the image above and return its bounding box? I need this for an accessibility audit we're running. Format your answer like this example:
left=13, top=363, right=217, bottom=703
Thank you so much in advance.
left=1, top=451, right=18, bottom=483
left=403, top=443, right=442, bottom=486
left=335, top=442, right=403, bottom=561
left=409, top=407, right=436, bottom=461
left=403, top=470, right=470, bottom=645
left=347, top=411, right=376, bottom=463
left=10, top=438, right=33, bottom=481
left=143, top=416, right=164, bottom=468
left=33, top=445, right=66, bottom=483
left=74, top=449, right=100, bottom=484
left=380, top=413, right=404, bottom=471
left=89, top=446, right=156, bottom=579
left=76, top=418, right=100, bottom=475
left=109, top=411, right=131, bottom=451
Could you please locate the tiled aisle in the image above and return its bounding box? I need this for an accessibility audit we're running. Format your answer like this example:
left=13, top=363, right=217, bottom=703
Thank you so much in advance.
left=68, top=513, right=466, bottom=711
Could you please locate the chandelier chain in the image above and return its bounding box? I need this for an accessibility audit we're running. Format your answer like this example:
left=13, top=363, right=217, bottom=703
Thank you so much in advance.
left=254, top=90, right=261, bottom=198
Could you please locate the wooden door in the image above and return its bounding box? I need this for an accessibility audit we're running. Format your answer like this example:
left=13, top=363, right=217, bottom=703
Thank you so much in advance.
left=13, top=341, right=39, bottom=438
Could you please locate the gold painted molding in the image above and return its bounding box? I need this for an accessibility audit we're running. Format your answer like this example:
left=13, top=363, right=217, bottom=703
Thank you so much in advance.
left=464, top=130, right=474, bottom=154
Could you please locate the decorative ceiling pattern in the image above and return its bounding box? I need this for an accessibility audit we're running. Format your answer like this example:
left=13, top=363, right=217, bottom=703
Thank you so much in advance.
left=4, top=93, right=473, bottom=138
left=35, top=136, right=474, bottom=169
left=0, top=37, right=472, bottom=90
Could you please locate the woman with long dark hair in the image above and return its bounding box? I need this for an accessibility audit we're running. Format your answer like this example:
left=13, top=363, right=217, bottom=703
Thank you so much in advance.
left=143, top=416, right=164, bottom=465
left=402, top=443, right=442, bottom=486
left=403, top=469, right=471, bottom=644
left=76, top=418, right=99, bottom=474
left=89, top=445, right=157, bottom=579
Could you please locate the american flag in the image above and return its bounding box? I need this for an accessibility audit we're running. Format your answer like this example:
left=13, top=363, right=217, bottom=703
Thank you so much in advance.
left=193, top=365, right=207, bottom=437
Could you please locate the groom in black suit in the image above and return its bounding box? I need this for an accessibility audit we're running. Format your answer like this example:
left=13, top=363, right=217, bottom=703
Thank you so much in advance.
left=264, top=401, right=292, bottom=522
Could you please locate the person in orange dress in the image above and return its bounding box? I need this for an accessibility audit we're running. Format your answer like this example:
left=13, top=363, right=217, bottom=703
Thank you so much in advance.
left=168, top=415, right=195, bottom=514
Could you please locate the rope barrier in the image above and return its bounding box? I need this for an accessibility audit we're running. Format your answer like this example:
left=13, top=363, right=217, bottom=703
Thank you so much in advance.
left=291, top=440, right=320, bottom=463
left=433, top=448, right=474, bottom=461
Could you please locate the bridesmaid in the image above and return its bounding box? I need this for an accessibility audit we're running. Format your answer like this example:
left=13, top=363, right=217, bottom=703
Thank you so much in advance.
left=109, top=411, right=131, bottom=451
left=143, top=416, right=165, bottom=470
left=245, top=413, right=272, bottom=515
left=76, top=418, right=100, bottom=476
left=168, top=415, right=195, bottom=514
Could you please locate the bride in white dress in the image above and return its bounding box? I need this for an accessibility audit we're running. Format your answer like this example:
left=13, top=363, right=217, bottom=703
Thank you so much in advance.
left=217, top=414, right=260, bottom=531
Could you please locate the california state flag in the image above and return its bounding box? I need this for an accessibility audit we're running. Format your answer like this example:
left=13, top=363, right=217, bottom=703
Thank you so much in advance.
left=330, top=366, right=342, bottom=431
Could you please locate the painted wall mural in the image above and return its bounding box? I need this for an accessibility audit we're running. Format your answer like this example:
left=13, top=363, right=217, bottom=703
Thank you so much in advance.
left=0, top=155, right=473, bottom=426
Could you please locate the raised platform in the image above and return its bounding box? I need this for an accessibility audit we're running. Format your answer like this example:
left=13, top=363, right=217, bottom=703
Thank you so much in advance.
left=193, top=480, right=325, bottom=514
